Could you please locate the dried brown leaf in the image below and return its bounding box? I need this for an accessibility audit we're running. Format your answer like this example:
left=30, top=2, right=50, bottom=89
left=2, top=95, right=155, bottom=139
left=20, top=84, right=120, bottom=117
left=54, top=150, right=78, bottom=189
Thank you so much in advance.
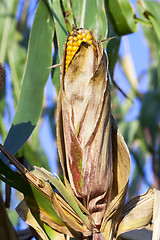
left=16, top=200, right=49, bottom=240
left=100, top=116, right=131, bottom=239
left=152, top=188, right=160, bottom=240
left=116, top=188, right=154, bottom=238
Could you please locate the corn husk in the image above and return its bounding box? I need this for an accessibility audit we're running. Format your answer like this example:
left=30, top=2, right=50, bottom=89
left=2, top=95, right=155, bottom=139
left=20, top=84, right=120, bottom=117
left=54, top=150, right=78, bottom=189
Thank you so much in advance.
left=117, top=188, right=160, bottom=240
left=57, top=28, right=131, bottom=238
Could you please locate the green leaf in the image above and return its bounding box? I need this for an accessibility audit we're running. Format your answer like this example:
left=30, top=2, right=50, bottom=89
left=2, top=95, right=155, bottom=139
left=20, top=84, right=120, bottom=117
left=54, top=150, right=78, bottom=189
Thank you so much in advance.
left=138, top=1, right=160, bottom=86
left=1, top=0, right=54, bottom=163
left=119, top=120, right=139, bottom=147
left=142, top=1, right=160, bottom=42
left=0, top=0, right=19, bottom=62
left=137, top=1, right=160, bottom=53
left=15, top=141, right=50, bottom=171
left=60, top=0, right=75, bottom=30
left=107, top=36, right=120, bottom=79
left=0, top=154, right=27, bottom=192
left=107, top=0, right=137, bottom=35
left=46, top=0, right=68, bottom=60
left=83, top=0, right=108, bottom=39
left=139, top=89, right=160, bottom=146
left=142, top=1, right=160, bottom=23
left=8, top=37, right=26, bottom=103
left=70, top=0, right=86, bottom=28
left=45, top=0, right=68, bottom=93
left=51, top=34, right=61, bottom=93
left=71, top=0, right=108, bottom=39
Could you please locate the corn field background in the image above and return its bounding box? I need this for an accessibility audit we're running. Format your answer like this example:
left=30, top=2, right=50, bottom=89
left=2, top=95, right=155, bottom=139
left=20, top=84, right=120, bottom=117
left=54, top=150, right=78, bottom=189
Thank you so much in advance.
left=0, top=0, right=160, bottom=239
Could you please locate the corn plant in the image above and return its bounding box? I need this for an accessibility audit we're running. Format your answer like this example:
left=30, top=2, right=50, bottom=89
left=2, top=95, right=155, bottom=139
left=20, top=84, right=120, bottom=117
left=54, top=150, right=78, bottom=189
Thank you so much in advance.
left=0, top=0, right=160, bottom=239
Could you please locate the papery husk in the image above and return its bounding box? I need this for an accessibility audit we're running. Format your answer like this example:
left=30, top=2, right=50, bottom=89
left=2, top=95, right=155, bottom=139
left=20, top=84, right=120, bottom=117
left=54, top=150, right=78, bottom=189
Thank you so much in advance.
left=57, top=30, right=113, bottom=226
left=16, top=200, right=50, bottom=240
left=152, top=188, right=160, bottom=240
left=16, top=199, right=67, bottom=240
left=99, top=116, right=131, bottom=239
left=116, top=187, right=160, bottom=240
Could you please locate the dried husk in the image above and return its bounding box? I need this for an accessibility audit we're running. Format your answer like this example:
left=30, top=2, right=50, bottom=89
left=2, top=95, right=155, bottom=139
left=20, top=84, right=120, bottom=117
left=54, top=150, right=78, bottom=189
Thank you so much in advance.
left=16, top=200, right=50, bottom=240
left=57, top=28, right=131, bottom=237
left=99, top=116, right=131, bottom=239
left=116, top=188, right=160, bottom=240
left=57, top=31, right=113, bottom=227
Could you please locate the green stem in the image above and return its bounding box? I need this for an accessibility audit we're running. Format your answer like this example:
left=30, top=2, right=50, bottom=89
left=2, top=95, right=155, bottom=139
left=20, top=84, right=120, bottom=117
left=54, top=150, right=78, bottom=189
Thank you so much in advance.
left=134, top=16, right=152, bottom=27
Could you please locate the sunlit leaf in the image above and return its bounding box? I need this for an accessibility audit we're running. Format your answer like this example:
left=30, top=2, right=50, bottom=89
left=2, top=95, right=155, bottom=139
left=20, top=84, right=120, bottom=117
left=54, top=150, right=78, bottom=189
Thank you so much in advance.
left=107, top=0, right=137, bottom=35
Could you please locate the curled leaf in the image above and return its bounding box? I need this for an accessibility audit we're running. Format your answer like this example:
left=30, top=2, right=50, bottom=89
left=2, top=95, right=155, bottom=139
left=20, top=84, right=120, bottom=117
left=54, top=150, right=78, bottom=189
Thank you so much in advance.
left=116, top=188, right=154, bottom=238
left=16, top=200, right=49, bottom=240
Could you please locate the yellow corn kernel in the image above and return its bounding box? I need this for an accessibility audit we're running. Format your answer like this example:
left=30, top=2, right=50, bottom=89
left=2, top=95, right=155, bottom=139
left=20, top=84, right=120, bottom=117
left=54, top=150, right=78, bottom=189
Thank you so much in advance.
left=77, top=39, right=82, bottom=46
left=67, top=45, right=73, bottom=51
left=73, top=36, right=77, bottom=42
left=69, top=34, right=73, bottom=39
left=77, top=34, right=83, bottom=40
left=77, top=29, right=82, bottom=34
left=73, top=41, right=79, bottom=46
left=72, top=46, right=79, bottom=52
left=86, top=33, right=92, bottom=40
left=66, top=55, right=72, bottom=61
left=67, top=40, right=73, bottom=46
left=66, top=49, right=72, bottom=56
left=81, top=33, right=86, bottom=38
left=71, top=52, right=75, bottom=56
left=66, top=59, right=71, bottom=65
left=82, top=38, right=87, bottom=42
left=88, top=40, right=93, bottom=45
left=65, top=28, right=97, bottom=71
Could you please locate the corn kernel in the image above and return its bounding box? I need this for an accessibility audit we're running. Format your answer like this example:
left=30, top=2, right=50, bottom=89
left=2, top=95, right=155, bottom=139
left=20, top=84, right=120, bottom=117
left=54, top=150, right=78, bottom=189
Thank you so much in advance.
left=82, top=38, right=87, bottom=42
left=86, top=29, right=90, bottom=34
left=67, top=40, right=73, bottom=46
left=65, top=28, right=97, bottom=71
left=77, top=30, right=82, bottom=34
left=86, top=33, right=92, bottom=40
left=77, top=34, right=83, bottom=40
left=77, top=39, right=82, bottom=46
left=66, top=59, right=71, bottom=65
left=68, top=36, right=73, bottom=41
left=81, top=33, right=86, bottom=38
left=72, top=46, right=79, bottom=52
left=66, top=50, right=72, bottom=56
left=67, top=45, right=72, bottom=51
left=66, top=55, right=72, bottom=60
left=73, top=41, right=78, bottom=46
left=88, top=40, right=93, bottom=45
left=73, top=36, right=77, bottom=42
